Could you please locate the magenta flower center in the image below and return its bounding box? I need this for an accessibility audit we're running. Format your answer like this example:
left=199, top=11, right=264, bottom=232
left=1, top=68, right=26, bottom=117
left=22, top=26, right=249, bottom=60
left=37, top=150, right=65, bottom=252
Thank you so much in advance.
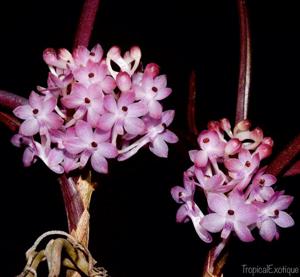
left=88, top=72, right=95, bottom=78
left=152, top=86, right=158, bottom=93
left=121, top=106, right=128, bottom=112
left=259, top=178, right=265, bottom=186
left=227, top=209, right=235, bottom=216
left=203, top=138, right=210, bottom=143
left=32, top=108, right=39, bottom=115
left=274, top=209, right=279, bottom=217
left=245, top=161, right=251, bottom=167
left=90, top=52, right=95, bottom=56
left=91, top=141, right=98, bottom=148
left=84, top=97, right=91, bottom=104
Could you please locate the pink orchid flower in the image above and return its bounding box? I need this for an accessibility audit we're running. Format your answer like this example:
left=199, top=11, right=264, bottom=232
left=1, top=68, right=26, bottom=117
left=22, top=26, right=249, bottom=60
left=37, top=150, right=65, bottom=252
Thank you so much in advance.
left=201, top=192, right=257, bottom=242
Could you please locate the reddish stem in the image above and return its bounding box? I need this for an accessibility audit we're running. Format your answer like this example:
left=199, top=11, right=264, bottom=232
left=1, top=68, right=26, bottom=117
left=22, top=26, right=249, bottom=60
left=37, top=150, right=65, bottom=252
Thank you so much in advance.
left=266, top=133, right=300, bottom=177
left=0, top=111, right=20, bottom=132
left=187, top=70, right=199, bottom=137
left=73, top=0, right=101, bottom=49
left=58, top=175, right=85, bottom=232
left=0, top=89, right=28, bottom=110
left=235, top=0, right=251, bottom=124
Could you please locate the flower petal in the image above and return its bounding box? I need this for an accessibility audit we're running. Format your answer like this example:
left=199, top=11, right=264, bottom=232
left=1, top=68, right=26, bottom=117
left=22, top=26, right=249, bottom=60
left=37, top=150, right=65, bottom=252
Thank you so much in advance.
left=234, top=221, right=255, bottom=242
left=20, top=119, right=40, bottom=136
left=201, top=213, right=225, bottom=233
left=207, top=193, right=229, bottom=215
left=150, top=137, right=168, bottom=158
left=273, top=211, right=295, bottom=228
left=91, top=153, right=108, bottom=173
left=259, top=219, right=277, bottom=241
left=148, top=100, right=162, bottom=119
left=127, top=102, right=147, bottom=117
left=75, top=120, right=93, bottom=142
left=124, top=117, right=145, bottom=135
left=13, top=105, right=33, bottom=120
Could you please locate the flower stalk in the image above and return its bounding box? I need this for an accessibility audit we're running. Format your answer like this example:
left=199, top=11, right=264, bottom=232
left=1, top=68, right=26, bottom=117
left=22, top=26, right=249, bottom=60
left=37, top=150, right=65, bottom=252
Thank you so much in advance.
left=266, top=132, right=300, bottom=177
left=187, top=70, right=199, bottom=137
left=235, top=0, right=251, bottom=124
left=0, top=89, right=28, bottom=110
left=73, top=0, right=101, bottom=49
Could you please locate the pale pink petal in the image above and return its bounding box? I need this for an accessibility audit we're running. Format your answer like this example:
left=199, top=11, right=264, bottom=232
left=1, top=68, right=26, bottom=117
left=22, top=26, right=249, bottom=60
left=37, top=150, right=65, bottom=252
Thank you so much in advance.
left=156, top=87, right=172, bottom=101
left=73, top=45, right=90, bottom=65
left=153, top=74, right=167, bottom=88
left=221, top=222, right=233, bottom=239
left=272, top=195, right=294, bottom=210
left=234, top=222, right=255, bottom=242
left=161, top=130, right=178, bottom=144
left=104, top=95, right=118, bottom=113
left=176, top=204, right=190, bottom=223
left=13, top=105, right=33, bottom=120
left=63, top=137, right=86, bottom=154
left=20, top=119, right=40, bottom=136
left=273, top=211, right=295, bottom=228
left=116, top=72, right=131, bottom=92
left=87, top=109, right=101, bottom=127
left=97, top=143, right=117, bottom=158
left=161, top=110, right=175, bottom=126
left=207, top=193, right=229, bottom=215
left=45, top=113, right=64, bottom=129
left=102, top=76, right=116, bottom=93
left=263, top=174, right=277, bottom=186
left=238, top=149, right=252, bottom=163
left=75, top=120, right=93, bottom=142
left=94, top=128, right=111, bottom=142
left=235, top=204, right=258, bottom=225
left=148, top=100, right=162, bottom=119
left=124, top=117, right=145, bottom=135
left=205, top=174, right=224, bottom=191
left=127, top=102, right=148, bottom=117
left=201, top=213, right=225, bottom=233
left=87, top=83, right=103, bottom=99
left=90, top=44, right=103, bottom=62
left=150, top=137, right=168, bottom=158
left=61, top=95, right=81, bottom=109
left=171, top=186, right=187, bottom=203
left=91, top=153, right=108, bottom=173
left=118, top=91, right=135, bottom=107
left=97, top=113, right=116, bottom=131
left=259, top=219, right=277, bottom=241
left=29, top=91, right=43, bottom=108
left=42, top=97, right=57, bottom=114
left=194, top=150, right=208, bottom=168
left=80, top=150, right=92, bottom=167
left=48, top=149, right=64, bottom=166
left=224, top=158, right=242, bottom=172
left=23, top=147, right=36, bottom=167
left=188, top=150, right=198, bottom=162
left=260, top=187, right=275, bottom=200
left=192, top=217, right=213, bottom=243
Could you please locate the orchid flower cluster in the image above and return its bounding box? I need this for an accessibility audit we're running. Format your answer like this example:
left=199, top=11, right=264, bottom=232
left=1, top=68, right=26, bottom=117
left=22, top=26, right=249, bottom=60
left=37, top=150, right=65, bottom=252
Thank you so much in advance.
left=171, top=118, right=294, bottom=243
left=11, top=44, right=178, bottom=174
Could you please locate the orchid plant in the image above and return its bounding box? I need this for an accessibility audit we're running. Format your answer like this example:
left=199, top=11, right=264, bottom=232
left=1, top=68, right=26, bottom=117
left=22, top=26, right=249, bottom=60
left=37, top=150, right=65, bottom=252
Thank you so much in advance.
left=0, top=0, right=299, bottom=276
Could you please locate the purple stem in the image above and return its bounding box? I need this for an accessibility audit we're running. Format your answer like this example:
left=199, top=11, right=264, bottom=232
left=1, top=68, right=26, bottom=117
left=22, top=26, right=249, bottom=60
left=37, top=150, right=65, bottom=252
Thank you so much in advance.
left=73, top=0, right=101, bottom=49
left=235, top=0, right=251, bottom=124
left=266, top=133, right=300, bottom=177
left=58, top=175, right=84, bottom=232
left=187, top=70, right=199, bottom=136
left=0, top=111, right=20, bottom=132
left=0, top=89, right=28, bottom=110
